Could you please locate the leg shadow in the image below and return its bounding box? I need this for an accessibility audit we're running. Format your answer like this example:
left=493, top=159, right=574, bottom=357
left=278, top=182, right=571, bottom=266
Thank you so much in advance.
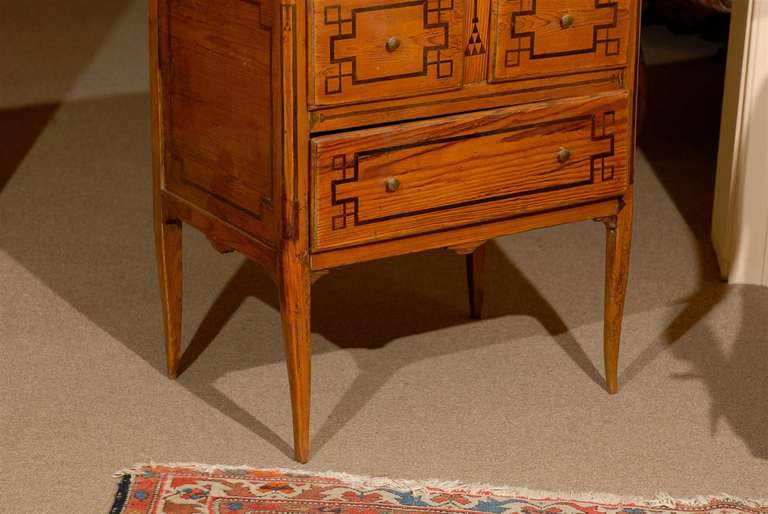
left=0, top=104, right=60, bottom=194
left=175, top=240, right=604, bottom=456
left=0, top=0, right=135, bottom=194
left=670, top=286, right=768, bottom=459
left=636, top=38, right=768, bottom=458
left=638, top=54, right=728, bottom=346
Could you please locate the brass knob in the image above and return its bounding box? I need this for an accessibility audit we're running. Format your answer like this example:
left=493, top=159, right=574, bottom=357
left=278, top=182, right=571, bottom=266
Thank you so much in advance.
left=385, top=36, right=400, bottom=52
left=385, top=177, right=401, bottom=192
left=557, top=147, right=571, bottom=163
left=560, top=14, right=574, bottom=29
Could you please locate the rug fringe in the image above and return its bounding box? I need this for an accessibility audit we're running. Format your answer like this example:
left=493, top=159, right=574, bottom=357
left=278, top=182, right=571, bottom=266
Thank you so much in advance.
left=114, top=462, right=768, bottom=509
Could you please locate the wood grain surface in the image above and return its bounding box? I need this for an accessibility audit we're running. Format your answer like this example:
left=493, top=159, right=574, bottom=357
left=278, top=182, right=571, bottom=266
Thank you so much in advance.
left=312, top=92, right=629, bottom=251
left=463, top=0, right=492, bottom=82
left=466, top=243, right=487, bottom=319
left=310, top=0, right=465, bottom=106
left=310, top=67, right=625, bottom=132
left=150, top=0, right=642, bottom=462
left=490, top=0, right=632, bottom=82
left=161, top=0, right=278, bottom=243
left=278, top=0, right=314, bottom=464
left=310, top=197, right=620, bottom=269
left=603, top=185, right=633, bottom=394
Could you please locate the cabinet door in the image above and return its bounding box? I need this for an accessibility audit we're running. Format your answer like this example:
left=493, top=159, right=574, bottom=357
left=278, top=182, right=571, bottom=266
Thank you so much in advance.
left=489, top=0, right=632, bottom=82
left=311, top=0, right=465, bottom=106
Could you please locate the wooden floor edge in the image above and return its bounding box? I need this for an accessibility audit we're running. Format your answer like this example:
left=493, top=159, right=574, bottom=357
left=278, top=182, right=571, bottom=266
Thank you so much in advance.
left=161, top=190, right=279, bottom=278
left=310, top=199, right=621, bottom=270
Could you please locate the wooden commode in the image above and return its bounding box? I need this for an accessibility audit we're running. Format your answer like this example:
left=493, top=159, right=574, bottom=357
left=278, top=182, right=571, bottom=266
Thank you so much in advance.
left=149, top=0, right=641, bottom=462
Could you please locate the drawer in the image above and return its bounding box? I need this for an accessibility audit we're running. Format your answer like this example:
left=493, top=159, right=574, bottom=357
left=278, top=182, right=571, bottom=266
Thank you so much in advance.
left=489, top=0, right=632, bottom=82
left=310, top=0, right=465, bottom=106
left=312, top=93, right=629, bottom=251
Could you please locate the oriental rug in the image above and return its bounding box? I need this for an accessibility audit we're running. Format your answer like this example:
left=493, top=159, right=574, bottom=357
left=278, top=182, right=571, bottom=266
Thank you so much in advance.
left=110, top=464, right=768, bottom=514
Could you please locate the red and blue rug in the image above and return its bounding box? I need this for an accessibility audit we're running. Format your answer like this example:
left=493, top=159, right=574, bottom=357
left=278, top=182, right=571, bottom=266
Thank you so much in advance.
left=110, top=464, right=768, bottom=514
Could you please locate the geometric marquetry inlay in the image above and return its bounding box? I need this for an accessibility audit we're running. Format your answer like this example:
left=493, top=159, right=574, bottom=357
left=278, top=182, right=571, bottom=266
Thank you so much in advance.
left=310, top=89, right=630, bottom=253
left=312, top=0, right=464, bottom=105
left=491, top=0, right=630, bottom=82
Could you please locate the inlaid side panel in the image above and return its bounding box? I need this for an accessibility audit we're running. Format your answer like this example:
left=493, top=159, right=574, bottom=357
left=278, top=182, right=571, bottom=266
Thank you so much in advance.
left=312, top=93, right=630, bottom=251
left=490, top=0, right=632, bottom=82
left=310, top=0, right=465, bottom=106
left=161, top=0, right=277, bottom=242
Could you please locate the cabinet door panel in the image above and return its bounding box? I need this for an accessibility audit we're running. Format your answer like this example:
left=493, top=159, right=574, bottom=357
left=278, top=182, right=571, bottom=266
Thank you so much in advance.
left=490, top=0, right=632, bottom=82
left=311, top=0, right=465, bottom=106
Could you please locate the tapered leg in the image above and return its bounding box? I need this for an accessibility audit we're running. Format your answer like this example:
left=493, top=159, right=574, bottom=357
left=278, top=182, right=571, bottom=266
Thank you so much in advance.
left=603, top=188, right=633, bottom=394
left=155, top=208, right=183, bottom=379
left=279, top=251, right=311, bottom=463
left=466, top=243, right=486, bottom=319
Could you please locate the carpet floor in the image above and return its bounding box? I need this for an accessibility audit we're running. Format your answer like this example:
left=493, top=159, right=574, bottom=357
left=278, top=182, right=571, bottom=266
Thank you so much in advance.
left=1, top=2, right=767, bottom=512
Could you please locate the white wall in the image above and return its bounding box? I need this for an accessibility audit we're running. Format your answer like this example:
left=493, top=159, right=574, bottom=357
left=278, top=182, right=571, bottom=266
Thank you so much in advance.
left=712, top=0, right=768, bottom=286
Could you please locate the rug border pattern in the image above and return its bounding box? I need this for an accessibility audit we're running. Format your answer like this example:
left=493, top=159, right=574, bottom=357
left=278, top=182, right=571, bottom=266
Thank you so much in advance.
left=110, top=463, right=768, bottom=513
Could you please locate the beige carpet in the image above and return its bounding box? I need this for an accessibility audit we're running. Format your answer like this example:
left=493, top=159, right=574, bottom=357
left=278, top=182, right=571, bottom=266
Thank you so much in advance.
left=1, top=2, right=766, bottom=512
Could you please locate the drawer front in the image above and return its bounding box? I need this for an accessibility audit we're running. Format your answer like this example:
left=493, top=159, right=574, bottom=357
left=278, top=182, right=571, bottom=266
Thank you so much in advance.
left=312, top=93, right=629, bottom=251
left=311, top=0, right=465, bottom=106
left=490, top=0, right=632, bottom=82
